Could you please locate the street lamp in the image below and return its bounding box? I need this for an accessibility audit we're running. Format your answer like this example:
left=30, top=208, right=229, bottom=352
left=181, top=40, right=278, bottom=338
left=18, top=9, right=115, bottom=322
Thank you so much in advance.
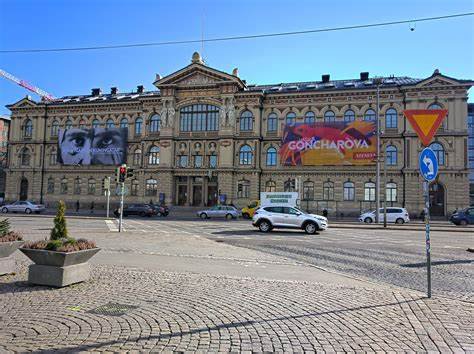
left=373, top=77, right=384, bottom=224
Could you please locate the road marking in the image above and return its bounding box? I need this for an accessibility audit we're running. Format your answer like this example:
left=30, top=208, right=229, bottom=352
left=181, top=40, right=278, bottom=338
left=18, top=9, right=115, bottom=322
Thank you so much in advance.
left=105, top=220, right=118, bottom=232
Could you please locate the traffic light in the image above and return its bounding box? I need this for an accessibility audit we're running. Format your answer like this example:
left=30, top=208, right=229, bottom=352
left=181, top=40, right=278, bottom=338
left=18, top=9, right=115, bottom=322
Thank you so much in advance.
left=126, top=168, right=134, bottom=178
left=116, top=165, right=127, bottom=183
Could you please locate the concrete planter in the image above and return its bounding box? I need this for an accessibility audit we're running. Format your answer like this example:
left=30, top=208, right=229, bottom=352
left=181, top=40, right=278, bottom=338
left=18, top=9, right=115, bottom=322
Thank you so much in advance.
left=0, top=240, right=24, bottom=275
left=19, top=247, right=100, bottom=287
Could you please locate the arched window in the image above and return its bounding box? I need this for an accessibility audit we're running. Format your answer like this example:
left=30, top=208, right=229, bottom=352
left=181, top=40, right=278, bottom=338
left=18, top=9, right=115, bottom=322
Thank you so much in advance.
left=284, top=178, right=296, bottom=192
left=20, top=148, right=30, bottom=166
left=131, top=179, right=139, bottom=196
left=120, top=118, right=128, bottom=129
left=265, top=180, right=276, bottom=192
left=428, top=103, right=442, bottom=110
left=74, top=177, right=82, bottom=195
left=87, top=178, right=96, bottom=195
left=323, top=181, right=334, bottom=200
left=106, top=119, right=115, bottom=129
left=343, top=181, right=355, bottom=201
left=385, top=108, right=398, bottom=129
left=135, top=117, right=143, bottom=135
left=60, top=178, right=68, bottom=194
left=305, top=111, right=316, bottom=124
left=65, top=119, right=73, bottom=130
left=344, top=110, right=355, bottom=123
left=145, top=179, right=158, bottom=196
left=133, top=148, right=142, bottom=166
left=180, top=104, right=220, bottom=132
left=237, top=179, right=250, bottom=198
left=286, top=112, right=296, bottom=126
left=303, top=181, right=314, bottom=200
left=240, top=110, right=253, bottom=131
left=47, top=177, right=55, bottom=194
left=239, top=145, right=253, bottom=165
left=324, top=110, right=335, bottom=123
left=267, top=113, right=277, bottom=132
left=266, top=147, right=277, bottom=166
left=49, top=148, right=57, bottom=165
left=148, top=146, right=160, bottom=165
left=92, top=119, right=100, bottom=129
left=386, top=145, right=397, bottom=166
left=364, top=109, right=376, bottom=121
left=51, top=120, right=59, bottom=137
left=386, top=182, right=397, bottom=202
left=79, top=119, right=86, bottom=129
left=429, top=142, right=445, bottom=165
left=149, top=114, right=160, bottom=133
left=364, top=182, right=376, bottom=201
left=23, top=119, right=33, bottom=137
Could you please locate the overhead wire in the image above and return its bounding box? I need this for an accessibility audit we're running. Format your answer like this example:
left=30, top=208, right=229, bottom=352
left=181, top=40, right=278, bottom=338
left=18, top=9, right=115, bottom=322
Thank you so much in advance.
left=0, top=12, right=472, bottom=54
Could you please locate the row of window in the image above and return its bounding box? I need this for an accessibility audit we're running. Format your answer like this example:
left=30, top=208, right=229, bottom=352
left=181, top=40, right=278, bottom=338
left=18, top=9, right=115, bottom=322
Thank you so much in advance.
left=22, top=103, right=446, bottom=138
left=236, top=179, right=398, bottom=202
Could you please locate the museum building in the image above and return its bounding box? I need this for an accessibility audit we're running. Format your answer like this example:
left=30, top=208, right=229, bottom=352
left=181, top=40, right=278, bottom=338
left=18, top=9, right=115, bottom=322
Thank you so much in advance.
left=4, top=52, right=473, bottom=217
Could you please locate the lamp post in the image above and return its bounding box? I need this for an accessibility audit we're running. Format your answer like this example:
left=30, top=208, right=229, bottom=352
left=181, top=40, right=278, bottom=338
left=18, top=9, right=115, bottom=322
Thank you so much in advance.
left=373, top=77, right=384, bottom=224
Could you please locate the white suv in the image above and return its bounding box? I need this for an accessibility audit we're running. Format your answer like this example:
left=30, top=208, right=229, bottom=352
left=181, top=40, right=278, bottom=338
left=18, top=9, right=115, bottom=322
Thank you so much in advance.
left=252, top=206, right=328, bottom=234
left=359, top=207, right=410, bottom=224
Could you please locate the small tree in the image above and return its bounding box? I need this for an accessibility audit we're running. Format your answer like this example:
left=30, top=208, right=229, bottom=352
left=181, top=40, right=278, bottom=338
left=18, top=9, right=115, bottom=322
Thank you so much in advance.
left=50, top=200, right=68, bottom=240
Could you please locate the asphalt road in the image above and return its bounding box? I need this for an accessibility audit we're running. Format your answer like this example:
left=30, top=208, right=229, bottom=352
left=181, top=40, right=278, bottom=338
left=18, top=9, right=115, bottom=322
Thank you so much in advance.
left=6, top=214, right=474, bottom=301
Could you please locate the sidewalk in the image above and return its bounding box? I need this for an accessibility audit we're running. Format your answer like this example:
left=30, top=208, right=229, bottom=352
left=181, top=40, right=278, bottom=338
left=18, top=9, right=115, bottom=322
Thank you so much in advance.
left=1, top=222, right=473, bottom=352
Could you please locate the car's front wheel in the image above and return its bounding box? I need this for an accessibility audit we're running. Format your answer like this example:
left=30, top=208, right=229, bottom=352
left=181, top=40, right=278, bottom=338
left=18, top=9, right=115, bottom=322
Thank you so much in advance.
left=258, top=220, right=272, bottom=233
left=395, top=218, right=405, bottom=224
left=225, top=213, right=233, bottom=220
left=304, top=222, right=318, bottom=234
left=25, top=208, right=32, bottom=214
left=242, top=213, right=250, bottom=219
left=460, top=219, right=468, bottom=226
left=200, top=213, right=208, bottom=219
left=1, top=207, right=8, bottom=213
left=364, top=217, right=373, bottom=223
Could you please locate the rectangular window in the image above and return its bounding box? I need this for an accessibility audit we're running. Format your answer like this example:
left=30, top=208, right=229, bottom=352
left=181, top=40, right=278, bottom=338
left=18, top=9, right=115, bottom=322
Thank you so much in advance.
left=209, top=155, right=217, bottom=168
left=237, top=182, right=250, bottom=198
left=178, top=155, right=188, bottom=168
left=194, top=155, right=202, bottom=168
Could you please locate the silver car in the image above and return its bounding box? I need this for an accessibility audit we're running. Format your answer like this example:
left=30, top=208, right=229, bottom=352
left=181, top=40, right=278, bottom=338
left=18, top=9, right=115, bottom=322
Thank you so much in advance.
left=197, top=205, right=240, bottom=220
left=1, top=200, right=46, bottom=214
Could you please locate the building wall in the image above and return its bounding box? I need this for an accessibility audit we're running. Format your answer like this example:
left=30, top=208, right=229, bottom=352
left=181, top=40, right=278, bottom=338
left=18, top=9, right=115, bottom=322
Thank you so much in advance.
left=4, top=59, right=472, bottom=217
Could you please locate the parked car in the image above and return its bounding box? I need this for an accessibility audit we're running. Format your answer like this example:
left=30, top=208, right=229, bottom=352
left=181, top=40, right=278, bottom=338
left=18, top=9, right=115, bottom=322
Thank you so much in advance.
left=197, top=205, right=240, bottom=219
left=113, top=204, right=155, bottom=217
left=1, top=200, right=45, bottom=214
left=152, top=205, right=169, bottom=217
left=359, top=208, right=410, bottom=224
left=449, top=207, right=474, bottom=225
left=252, top=206, right=328, bottom=234
left=241, top=200, right=260, bottom=219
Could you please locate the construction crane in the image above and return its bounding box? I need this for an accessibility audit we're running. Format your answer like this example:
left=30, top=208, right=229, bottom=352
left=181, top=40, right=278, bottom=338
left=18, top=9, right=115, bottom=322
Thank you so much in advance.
left=0, top=68, right=56, bottom=101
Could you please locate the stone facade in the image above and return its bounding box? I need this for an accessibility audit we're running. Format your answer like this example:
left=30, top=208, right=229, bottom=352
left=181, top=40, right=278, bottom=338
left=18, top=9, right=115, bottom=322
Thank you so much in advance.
left=4, top=53, right=472, bottom=217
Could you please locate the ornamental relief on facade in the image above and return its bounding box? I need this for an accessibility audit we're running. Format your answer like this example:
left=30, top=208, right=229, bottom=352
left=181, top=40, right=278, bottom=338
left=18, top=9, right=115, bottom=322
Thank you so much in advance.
left=219, top=97, right=235, bottom=128
left=160, top=99, right=176, bottom=128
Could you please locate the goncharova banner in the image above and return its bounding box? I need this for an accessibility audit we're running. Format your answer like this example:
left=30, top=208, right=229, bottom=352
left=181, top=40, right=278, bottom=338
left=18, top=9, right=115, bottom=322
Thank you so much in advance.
left=57, top=127, right=127, bottom=166
left=279, top=122, right=376, bottom=166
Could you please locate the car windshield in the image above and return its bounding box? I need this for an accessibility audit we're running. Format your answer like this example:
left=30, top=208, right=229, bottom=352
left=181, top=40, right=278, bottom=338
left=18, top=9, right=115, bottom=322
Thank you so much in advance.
left=293, top=207, right=305, bottom=214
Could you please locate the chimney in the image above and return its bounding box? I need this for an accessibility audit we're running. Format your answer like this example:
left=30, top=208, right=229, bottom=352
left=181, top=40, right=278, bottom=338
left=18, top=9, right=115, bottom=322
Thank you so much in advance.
left=137, top=85, right=144, bottom=93
left=322, top=74, right=330, bottom=83
left=360, top=72, right=369, bottom=81
left=91, top=88, right=102, bottom=96
left=110, top=87, right=118, bottom=95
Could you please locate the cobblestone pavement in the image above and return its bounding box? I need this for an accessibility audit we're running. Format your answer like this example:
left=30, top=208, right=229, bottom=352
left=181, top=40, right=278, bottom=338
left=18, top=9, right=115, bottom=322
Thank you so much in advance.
left=1, top=264, right=473, bottom=353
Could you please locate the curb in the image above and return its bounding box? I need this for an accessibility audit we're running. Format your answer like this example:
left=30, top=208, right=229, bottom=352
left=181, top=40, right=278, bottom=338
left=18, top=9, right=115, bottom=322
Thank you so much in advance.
left=328, top=224, right=474, bottom=233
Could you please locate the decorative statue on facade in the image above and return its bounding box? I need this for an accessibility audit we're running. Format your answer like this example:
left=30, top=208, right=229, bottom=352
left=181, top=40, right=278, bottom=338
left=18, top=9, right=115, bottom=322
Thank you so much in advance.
left=220, top=97, right=235, bottom=128
left=160, top=100, right=175, bottom=128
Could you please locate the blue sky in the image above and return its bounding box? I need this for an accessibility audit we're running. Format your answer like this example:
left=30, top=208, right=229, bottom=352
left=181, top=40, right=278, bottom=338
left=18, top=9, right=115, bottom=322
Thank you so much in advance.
left=0, top=0, right=473, bottom=115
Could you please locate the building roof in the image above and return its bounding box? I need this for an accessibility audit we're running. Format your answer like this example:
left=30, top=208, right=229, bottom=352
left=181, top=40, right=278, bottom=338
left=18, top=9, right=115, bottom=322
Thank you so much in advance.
left=0, top=114, right=11, bottom=121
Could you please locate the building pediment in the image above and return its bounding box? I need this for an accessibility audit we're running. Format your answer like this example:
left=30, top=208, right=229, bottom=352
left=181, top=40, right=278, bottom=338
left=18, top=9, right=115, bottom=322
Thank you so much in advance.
left=416, top=70, right=463, bottom=88
left=154, top=53, right=246, bottom=90
left=7, top=96, right=38, bottom=109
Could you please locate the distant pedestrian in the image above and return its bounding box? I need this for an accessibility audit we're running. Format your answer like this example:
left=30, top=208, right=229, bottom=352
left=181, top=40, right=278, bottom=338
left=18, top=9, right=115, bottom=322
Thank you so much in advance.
left=76, top=200, right=80, bottom=212
left=90, top=201, right=95, bottom=214
left=322, top=209, right=328, bottom=218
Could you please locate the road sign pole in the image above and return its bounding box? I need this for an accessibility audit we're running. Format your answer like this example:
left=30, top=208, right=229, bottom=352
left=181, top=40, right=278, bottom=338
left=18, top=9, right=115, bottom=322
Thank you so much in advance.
left=118, top=182, right=124, bottom=232
left=106, top=189, right=110, bottom=218
left=423, top=181, right=432, bottom=298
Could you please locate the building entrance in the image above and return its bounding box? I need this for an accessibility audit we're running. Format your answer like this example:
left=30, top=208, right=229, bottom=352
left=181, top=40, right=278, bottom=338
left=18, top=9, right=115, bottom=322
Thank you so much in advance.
left=429, top=182, right=445, bottom=217
left=19, top=177, right=28, bottom=201
left=174, top=175, right=218, bottom=207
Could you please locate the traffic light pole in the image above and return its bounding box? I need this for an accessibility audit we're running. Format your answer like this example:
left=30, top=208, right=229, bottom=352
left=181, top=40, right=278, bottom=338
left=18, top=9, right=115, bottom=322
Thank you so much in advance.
left=106, top=189, right=110, bottom=218
left=119, top=182, right=124, bottom=232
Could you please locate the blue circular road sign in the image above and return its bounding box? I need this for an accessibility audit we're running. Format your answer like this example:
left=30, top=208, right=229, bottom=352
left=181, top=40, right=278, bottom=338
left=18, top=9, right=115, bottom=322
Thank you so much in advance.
left=419, top=148, right=438, bottom=182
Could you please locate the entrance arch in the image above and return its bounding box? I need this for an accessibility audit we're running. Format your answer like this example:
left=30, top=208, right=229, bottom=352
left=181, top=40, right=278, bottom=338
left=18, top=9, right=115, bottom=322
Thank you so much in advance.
left=429, top=182, right=445, bottom=217
left=19, top=177, right=28, bottom=201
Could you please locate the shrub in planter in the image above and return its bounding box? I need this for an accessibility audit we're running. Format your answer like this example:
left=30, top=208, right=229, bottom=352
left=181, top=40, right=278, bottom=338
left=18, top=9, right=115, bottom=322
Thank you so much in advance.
left=20, top=200, right=100, bottom=287
left=0, top=218, right=24, bottom=275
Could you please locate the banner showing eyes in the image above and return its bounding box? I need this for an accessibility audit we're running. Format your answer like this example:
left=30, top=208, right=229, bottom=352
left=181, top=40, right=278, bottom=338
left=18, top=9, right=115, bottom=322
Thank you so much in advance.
left=57, top=128, right=127, bottom=166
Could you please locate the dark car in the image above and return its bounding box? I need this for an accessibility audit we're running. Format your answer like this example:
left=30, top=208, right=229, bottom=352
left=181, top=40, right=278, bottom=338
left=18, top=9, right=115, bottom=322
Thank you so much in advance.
left=114, top=204, right=156, bottom=217
left=151, top=205, right=169, bottom=217
left=449, top=207, right=474, bottom=226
